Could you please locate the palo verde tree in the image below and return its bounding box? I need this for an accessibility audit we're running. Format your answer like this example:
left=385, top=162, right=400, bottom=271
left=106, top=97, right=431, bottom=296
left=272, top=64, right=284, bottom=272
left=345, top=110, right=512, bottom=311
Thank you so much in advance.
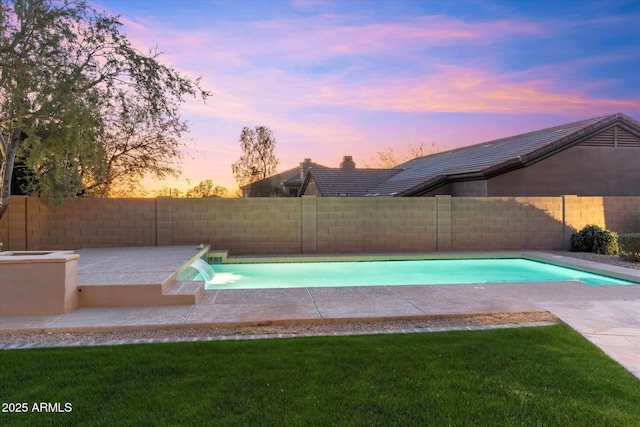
left=0, top=0, right=208, bottom=219
left=231, top=125, right=279, bottom=190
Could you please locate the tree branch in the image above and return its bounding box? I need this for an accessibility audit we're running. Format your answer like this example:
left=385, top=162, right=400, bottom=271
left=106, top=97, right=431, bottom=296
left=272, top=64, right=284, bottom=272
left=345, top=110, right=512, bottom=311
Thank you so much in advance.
left=0, top=132, right=6, bottom=157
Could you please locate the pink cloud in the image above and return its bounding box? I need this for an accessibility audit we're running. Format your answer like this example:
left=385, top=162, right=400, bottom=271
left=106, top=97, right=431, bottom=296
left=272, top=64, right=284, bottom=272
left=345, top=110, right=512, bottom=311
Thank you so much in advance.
left=296, top=65, right=638, bottom=115
left=117, top=12, right=546, bottom=67
left=104, top=7, right=639, bottom=118
left=233, top=15, right=546, bottom=62
left=111, top=12, right=634, bottom=118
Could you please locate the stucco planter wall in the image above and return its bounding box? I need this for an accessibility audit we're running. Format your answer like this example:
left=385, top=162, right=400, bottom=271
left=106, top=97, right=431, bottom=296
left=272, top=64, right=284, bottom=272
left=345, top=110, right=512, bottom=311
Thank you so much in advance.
left=0, top=251, right=79, bottom=316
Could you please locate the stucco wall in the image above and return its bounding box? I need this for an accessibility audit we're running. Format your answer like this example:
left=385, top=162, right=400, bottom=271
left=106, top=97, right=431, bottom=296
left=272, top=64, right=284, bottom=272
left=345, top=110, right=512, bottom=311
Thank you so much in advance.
left=0, top=252, right=78, bottom=316
left=451, top=181, right=488, bottom=197
left=488, top=145, right=640, bottom=196
left=1, top=195, right=638, bottom=254
left=419, top=183, right=452, bottom=197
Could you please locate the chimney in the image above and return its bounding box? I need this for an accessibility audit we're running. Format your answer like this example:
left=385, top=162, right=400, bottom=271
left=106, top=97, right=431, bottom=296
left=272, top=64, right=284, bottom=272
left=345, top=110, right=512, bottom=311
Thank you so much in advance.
left=340, top=155, right=356, bottom=169
left=299, top=158, right=313, bottom=181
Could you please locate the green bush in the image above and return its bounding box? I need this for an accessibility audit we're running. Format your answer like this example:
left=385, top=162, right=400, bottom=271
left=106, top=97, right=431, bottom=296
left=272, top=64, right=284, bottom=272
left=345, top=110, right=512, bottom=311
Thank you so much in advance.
left=596, top=229, right=619, bottom=255
left=570, top=225, right=602, bottom=252
left=570, top=224, right=619, bottom=255
left=619, top=233, right=640, bottom=262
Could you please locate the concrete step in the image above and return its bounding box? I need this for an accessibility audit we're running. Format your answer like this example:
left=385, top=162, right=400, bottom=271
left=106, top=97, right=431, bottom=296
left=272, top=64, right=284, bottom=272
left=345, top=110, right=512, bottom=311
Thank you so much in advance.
left=162, top=280, right=205, bottom=305
left=78, top=279, right=204, bottom=308
left=78, top=283, right=166, bottom=307
left=76, top=250, right=206, bottom=308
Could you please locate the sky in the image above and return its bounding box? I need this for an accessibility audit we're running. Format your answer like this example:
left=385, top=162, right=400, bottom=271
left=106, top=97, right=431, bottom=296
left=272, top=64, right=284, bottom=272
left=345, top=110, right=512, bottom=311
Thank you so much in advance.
left=93, top=0, right=640, bottom=194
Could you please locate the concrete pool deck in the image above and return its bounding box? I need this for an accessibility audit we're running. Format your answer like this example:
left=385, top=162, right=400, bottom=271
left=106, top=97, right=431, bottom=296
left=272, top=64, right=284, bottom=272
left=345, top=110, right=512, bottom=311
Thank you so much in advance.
left=0, top=247, right=639, bottom=378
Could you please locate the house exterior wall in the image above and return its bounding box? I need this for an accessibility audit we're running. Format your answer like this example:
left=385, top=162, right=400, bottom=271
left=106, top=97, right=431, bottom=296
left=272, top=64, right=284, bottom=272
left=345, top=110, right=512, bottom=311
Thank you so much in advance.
left=1, top=195, right=638, bottom=254
left=487, top=145, right=640, bottom=196
left=451, top=181, right=488, bottom=196
left=419, top=184, right=452, bottom=197
left=283, top=184, right=301, bottom=196
left=303, top=177, right=322, bottom=196
left=244, top=175, right=286, bottom=197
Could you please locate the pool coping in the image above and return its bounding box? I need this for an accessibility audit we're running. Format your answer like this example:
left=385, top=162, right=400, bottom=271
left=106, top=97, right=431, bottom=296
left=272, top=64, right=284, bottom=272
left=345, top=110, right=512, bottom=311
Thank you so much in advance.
left=523, top=252, right=640, bottom=283
left=207, top=250, right=640, bottom=284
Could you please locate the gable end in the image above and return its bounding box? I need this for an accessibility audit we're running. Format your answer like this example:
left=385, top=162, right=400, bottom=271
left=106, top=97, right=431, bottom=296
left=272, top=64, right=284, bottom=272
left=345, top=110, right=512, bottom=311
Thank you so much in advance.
left=579, top=126, right=640, bottom=148
left=617, top=127, right=640, bottom=147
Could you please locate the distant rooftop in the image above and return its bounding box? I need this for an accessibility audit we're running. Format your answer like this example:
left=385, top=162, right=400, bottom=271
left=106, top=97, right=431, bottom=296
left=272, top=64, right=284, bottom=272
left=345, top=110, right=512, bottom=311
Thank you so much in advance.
left=304, top=168, right=402, bottom=197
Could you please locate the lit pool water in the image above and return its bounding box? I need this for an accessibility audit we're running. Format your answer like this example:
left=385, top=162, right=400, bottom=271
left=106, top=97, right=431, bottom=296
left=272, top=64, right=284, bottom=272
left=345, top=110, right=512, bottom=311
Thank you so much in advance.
left=201, top=258, right=636, bottom=290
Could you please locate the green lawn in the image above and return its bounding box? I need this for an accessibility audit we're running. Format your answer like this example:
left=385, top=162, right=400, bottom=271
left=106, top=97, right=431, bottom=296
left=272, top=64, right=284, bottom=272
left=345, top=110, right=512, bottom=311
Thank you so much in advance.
left=1, top=323, right=638, bottom=426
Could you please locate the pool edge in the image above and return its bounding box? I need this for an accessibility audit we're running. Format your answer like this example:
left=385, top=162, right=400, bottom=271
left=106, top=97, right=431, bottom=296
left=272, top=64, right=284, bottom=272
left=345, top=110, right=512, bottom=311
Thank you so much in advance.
left=207, top=250, right=640, bottom=285
left=522, top=251, right=640, bottom=284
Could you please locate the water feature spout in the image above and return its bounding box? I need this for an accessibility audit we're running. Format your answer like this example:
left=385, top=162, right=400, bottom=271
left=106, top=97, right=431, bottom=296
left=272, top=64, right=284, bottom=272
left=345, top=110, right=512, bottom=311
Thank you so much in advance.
left=189, top=258, right=215, bottom=282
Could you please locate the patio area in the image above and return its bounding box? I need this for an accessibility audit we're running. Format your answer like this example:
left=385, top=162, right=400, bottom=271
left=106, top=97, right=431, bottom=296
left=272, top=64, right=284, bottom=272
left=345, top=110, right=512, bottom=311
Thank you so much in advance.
left=0, top=246, right=639, bottom=378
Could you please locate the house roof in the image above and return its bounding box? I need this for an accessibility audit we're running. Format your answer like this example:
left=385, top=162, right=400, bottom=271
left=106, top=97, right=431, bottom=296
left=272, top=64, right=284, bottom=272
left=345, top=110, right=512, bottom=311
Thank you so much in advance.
left=241, top=160, right=328, bottom=190
left=303, top=168, right=402, bottom=196
left=368, top=112, right=640, bottom=196
left=280, top=162, right=329, bottom=186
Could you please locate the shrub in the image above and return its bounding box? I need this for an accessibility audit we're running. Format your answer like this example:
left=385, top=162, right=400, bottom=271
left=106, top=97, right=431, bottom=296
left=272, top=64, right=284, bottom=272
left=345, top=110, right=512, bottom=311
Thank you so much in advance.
left=570, top=224, right=619, bottom=255
left=619, top=233, right=640, bottom=262
left=596, top=230, right=619, bottom=255
left=570, top=225, right=602, bottom=252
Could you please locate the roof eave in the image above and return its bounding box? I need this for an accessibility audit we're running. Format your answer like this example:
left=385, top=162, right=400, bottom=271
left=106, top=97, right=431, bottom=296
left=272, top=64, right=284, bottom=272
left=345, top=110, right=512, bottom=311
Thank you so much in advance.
left=481, top=158, right=526, bottom=178
left=398, top=175, right=448, bottom=196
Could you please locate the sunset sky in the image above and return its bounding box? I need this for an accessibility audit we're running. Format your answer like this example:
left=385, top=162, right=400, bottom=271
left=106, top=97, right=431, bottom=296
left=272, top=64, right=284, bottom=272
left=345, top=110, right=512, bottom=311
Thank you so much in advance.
left=94, top=0, right=640, bottom=194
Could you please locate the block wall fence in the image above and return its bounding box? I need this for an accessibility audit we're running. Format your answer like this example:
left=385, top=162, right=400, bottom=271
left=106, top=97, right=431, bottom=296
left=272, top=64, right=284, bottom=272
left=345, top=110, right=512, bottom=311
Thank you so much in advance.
left=0, top=195, right=639, bottom=255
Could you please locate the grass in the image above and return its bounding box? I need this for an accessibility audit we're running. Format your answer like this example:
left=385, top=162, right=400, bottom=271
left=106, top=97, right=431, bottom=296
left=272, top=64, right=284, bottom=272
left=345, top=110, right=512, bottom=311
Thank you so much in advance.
left=1, top=323, right=638, bottom=426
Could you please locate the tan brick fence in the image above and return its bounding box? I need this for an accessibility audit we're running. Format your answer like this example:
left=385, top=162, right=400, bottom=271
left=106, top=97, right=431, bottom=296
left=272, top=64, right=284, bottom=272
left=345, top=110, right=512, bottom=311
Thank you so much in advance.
left=1, top=195, right=638, bottom=255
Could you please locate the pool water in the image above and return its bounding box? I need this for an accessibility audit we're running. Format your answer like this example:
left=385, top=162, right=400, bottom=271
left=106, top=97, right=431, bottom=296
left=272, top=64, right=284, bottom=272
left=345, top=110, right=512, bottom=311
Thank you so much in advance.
left=201, top=258, right=636, bottom=290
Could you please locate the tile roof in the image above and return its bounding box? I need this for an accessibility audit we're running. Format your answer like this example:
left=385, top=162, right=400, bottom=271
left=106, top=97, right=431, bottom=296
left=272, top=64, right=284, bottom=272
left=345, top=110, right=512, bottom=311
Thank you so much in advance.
left=280, top=162, right=329, bottom=186
left=305, top=168, right=402, bottom=196
left=370, top=113, right=640, bottom=196
left=241, top=160, right=329, bottom=190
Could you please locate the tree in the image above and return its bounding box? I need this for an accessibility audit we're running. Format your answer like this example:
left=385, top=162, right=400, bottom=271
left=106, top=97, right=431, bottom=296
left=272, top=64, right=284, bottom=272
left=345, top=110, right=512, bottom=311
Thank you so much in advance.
left=364, top=142, right=443, bottom=168
left=365, top=146, right=402, bottom=169
left=185, top=179, right=227, bottom=198
left=86, top=92, right=192, bottom=197
left=155, top=186, right=183, bottom=198
left=231, top=125, right=279, bottom=188
left=0, top=0, right=208, bottom=219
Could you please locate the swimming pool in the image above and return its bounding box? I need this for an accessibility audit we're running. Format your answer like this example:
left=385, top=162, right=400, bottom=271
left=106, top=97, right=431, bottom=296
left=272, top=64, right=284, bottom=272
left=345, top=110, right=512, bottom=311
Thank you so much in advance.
left=200, top=258, right=636, bottom=290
